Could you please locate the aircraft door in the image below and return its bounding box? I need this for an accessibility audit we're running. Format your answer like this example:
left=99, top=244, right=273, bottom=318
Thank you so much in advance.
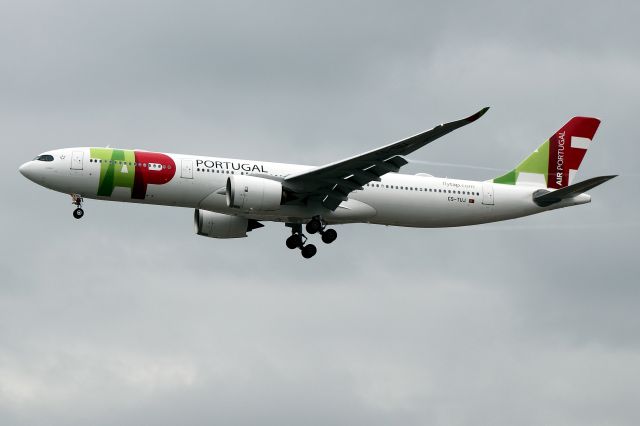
left=71, top=151, right=84, bottom=170
left=181, top=159, right=193, bottom=179
left=482, top=182, right=494, bottom=205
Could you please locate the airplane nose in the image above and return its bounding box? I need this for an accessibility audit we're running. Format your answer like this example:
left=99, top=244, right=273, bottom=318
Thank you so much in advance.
left=18, top=161, right=34, bottom=179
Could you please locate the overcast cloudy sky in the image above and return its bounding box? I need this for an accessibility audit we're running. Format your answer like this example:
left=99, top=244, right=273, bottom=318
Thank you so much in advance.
left=1, top=1, right=639, bottom=425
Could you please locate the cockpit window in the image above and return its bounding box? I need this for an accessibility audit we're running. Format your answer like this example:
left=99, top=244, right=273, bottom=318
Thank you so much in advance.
left=34, top=154, right=54, bottom=162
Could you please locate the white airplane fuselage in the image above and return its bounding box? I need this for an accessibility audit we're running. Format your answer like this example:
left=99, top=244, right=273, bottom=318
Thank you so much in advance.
left=19, top=147, right=589, bottom=228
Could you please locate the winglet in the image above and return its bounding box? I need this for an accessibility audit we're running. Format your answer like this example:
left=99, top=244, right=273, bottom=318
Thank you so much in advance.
left=465, top=106, right=490, bottom=123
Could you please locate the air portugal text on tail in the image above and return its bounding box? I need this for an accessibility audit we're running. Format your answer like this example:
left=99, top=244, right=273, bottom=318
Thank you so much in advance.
left=493, top=117, right=602, bottom=188
left=18, top=107, right=616, bottom=259
left=491, top=116, right=614, bottom=210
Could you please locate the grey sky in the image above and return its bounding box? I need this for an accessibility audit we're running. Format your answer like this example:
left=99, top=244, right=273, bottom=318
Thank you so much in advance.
left=1, top=1, right=639, bottom=425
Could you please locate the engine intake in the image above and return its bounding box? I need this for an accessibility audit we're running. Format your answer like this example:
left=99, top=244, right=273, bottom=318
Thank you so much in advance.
left=226, top=175, right=284, bottom=212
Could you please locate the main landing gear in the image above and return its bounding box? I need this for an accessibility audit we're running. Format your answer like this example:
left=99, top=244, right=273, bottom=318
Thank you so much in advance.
left=306, top=217, right=337, bottom=244
left=71, top=194, right=84, bottom=219
left=285, top=217, right=338, bottom=259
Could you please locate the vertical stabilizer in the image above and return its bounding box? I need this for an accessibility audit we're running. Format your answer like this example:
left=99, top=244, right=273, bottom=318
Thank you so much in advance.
left=493, top=117, right=600, bottom=188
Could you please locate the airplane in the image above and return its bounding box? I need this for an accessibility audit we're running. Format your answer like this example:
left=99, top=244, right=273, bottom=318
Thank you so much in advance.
left=18, top=107, right=615, bottom=259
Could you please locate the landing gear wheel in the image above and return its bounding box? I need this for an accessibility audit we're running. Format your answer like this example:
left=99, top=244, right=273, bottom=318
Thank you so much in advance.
left=321, top=228, right=337, bottom=244
left=286, top=234, right=303, bottom=249
left=71, top=194, right=84, bottom=219
left=306, top=218, right=322, bottom=234
left=301, top=244, right=317, bottom=259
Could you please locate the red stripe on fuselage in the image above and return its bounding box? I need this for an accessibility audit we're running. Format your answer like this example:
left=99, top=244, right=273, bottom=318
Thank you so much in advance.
left=132, top=151, right=176, bottom=199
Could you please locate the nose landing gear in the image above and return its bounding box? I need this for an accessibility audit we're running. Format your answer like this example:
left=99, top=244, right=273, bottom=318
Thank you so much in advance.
left=71, top=194, right=84, bottom=219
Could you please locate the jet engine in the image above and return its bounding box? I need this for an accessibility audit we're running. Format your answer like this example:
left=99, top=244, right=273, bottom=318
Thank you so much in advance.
left=194, top=209, right=262, bottom=239
left=226, top=175, right=284, bottom=211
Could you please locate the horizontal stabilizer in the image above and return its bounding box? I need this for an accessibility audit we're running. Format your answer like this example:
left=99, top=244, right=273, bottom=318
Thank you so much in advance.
left=533, top=175, right=617, bottom=207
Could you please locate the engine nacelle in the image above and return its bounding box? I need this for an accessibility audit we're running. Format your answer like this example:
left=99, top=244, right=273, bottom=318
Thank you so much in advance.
left=194, top=209, right=249, bottom=239
left=226, top=175, right=284, bottom=212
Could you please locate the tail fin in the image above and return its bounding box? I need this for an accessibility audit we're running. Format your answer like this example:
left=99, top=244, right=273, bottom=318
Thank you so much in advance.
left=493, top=117, right=601, bottom=188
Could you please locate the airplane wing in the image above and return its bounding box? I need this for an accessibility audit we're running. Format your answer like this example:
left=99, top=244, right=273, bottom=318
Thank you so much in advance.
left=284, top=107, right=490, bottom=210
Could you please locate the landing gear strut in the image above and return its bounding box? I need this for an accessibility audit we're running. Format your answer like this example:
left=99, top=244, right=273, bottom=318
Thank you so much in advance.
left=285, top=223, right=317, bottom=259
left=71, top=194, right=84, bottom=219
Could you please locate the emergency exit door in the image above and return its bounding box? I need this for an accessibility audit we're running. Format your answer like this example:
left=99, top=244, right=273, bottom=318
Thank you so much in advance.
left=482, top=182, right=494, bottom=205
left=181, top=159, right=193, bottom=179
left=71, top=151, right=84, bottom=170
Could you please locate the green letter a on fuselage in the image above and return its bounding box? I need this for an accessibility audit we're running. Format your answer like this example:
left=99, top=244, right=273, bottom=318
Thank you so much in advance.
left=91, top=148, right=136, bottom=196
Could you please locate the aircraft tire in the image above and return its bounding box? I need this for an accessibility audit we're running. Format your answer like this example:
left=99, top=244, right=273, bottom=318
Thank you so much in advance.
left=286, top=235, right=301, bottom=249
left=321, top=229, right=337, bottom=244
left=301, top=244, right=317, bottom=259
left=305, top=219, right=321, bottom=234
left=73, top=208, right=84, bottom=219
